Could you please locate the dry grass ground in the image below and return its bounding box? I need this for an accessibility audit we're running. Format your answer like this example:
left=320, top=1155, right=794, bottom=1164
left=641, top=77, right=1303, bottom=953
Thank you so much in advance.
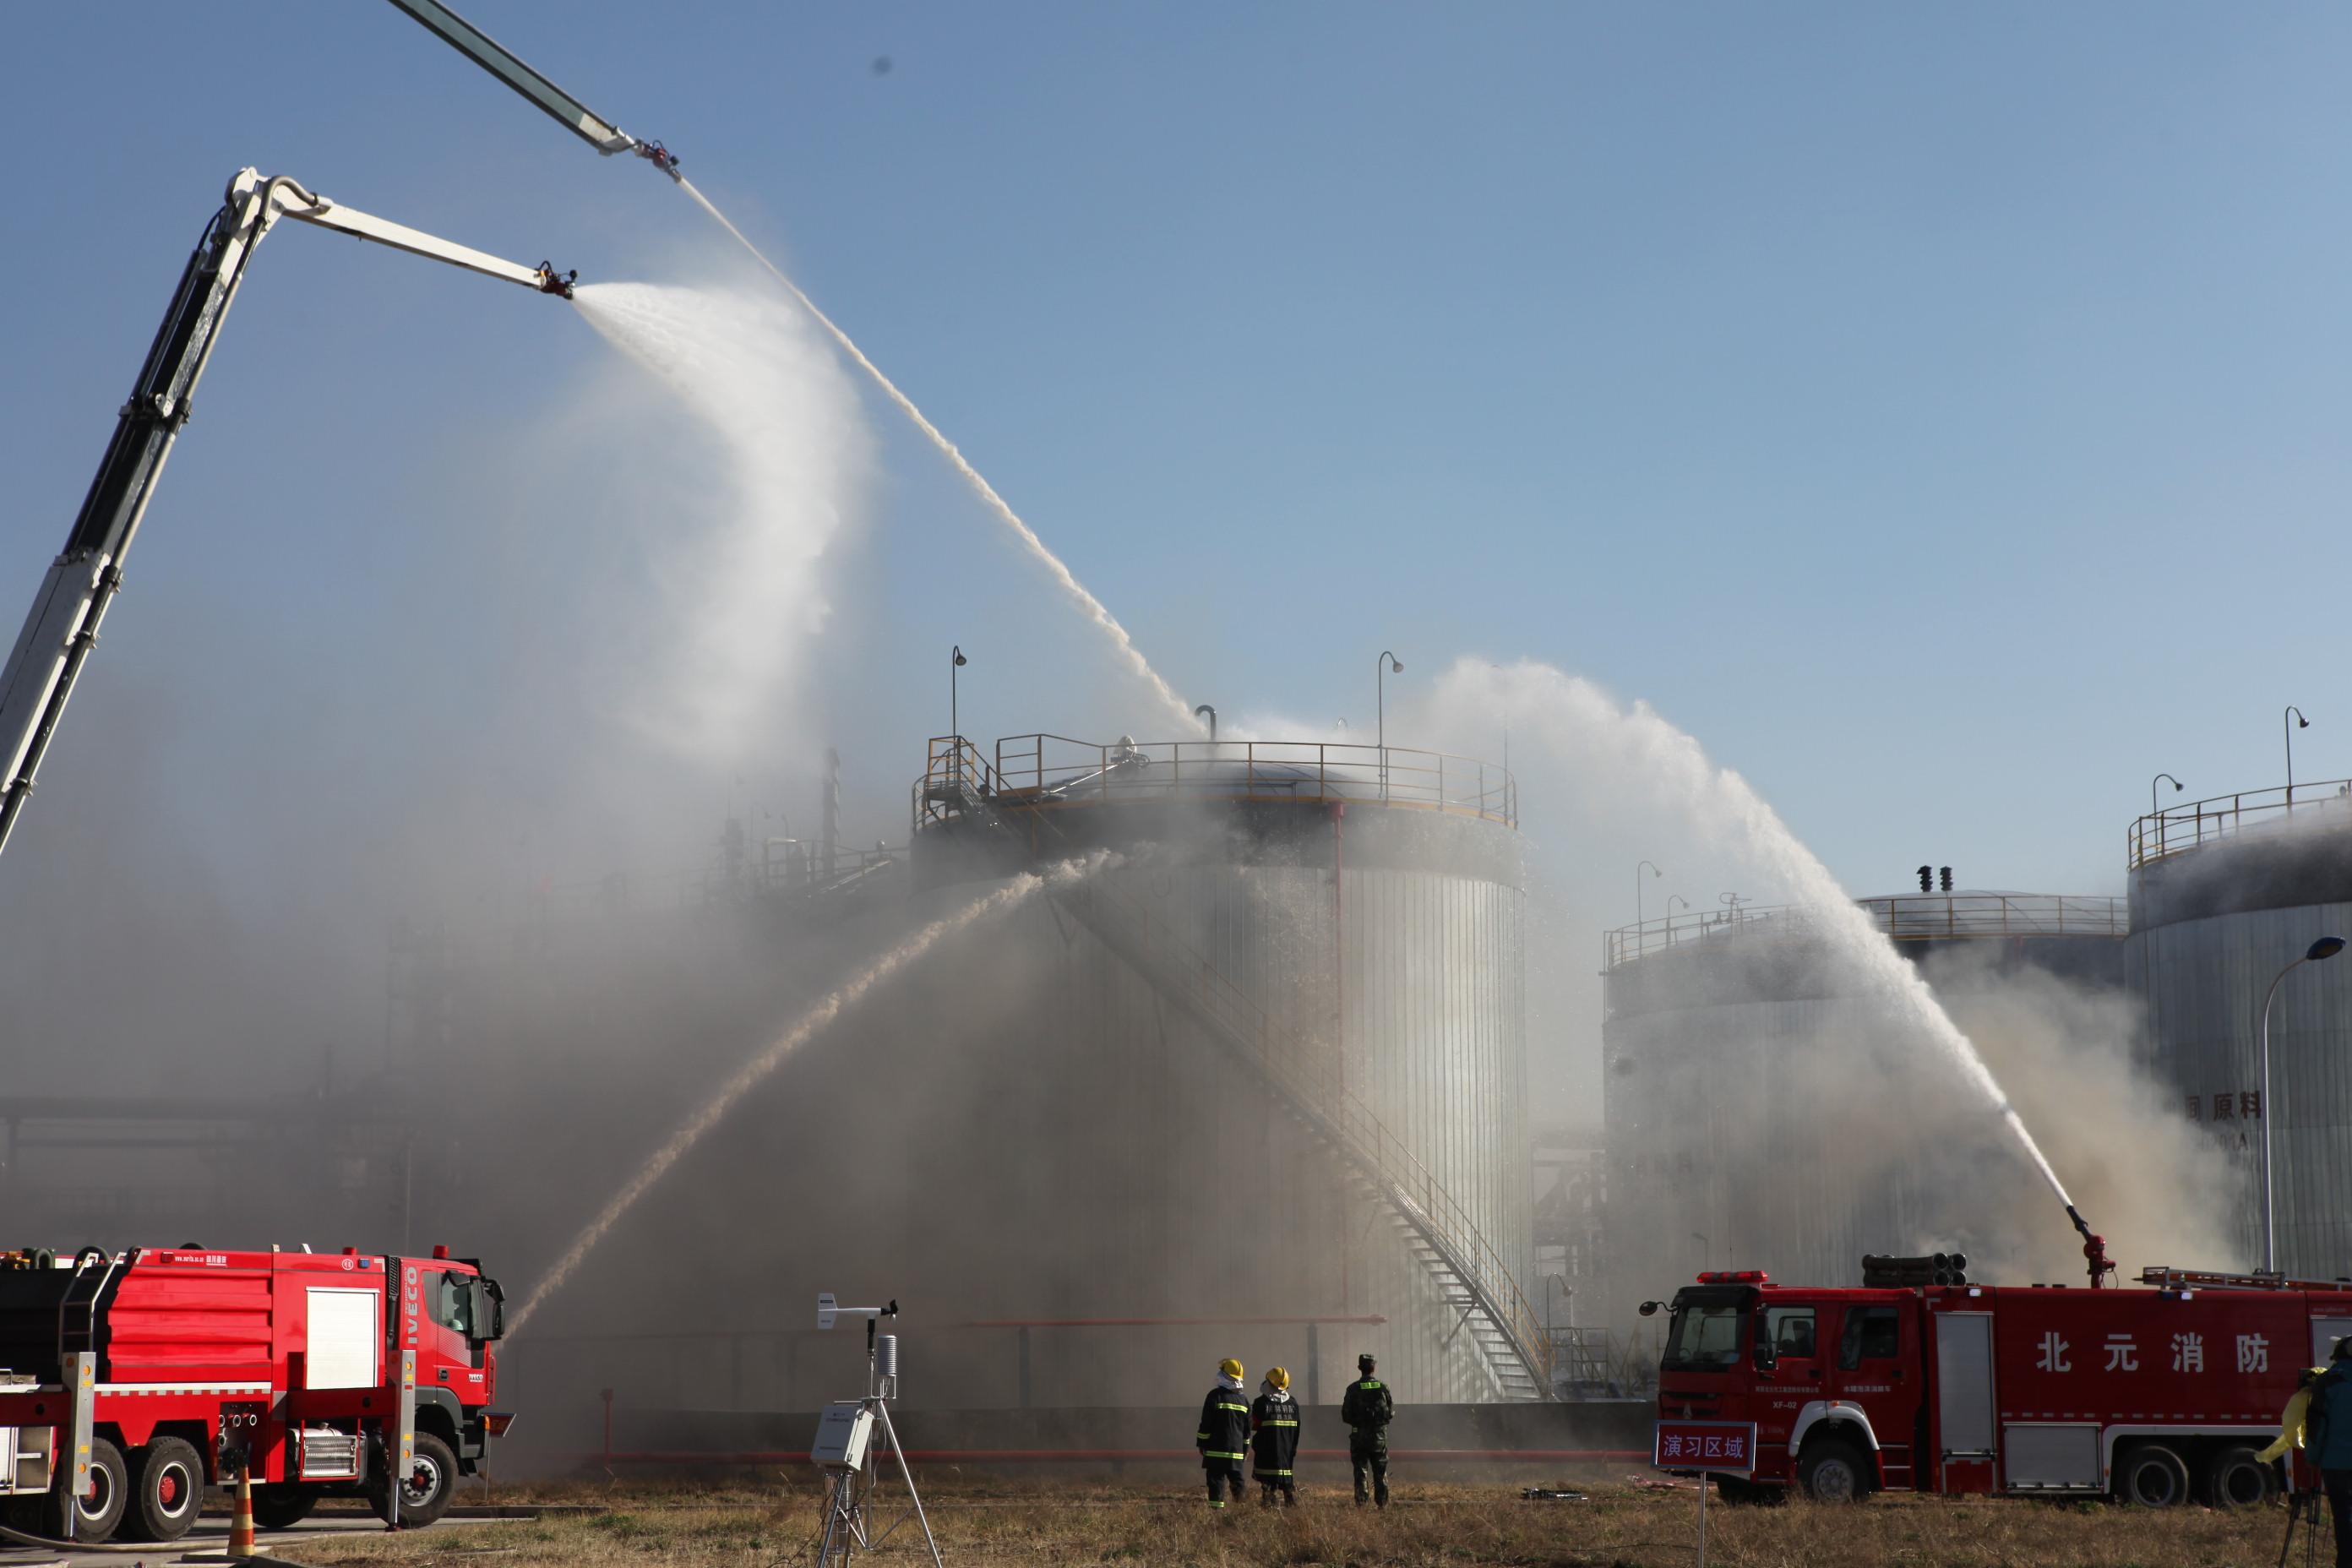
left=270, top=1475, right=2317, bottom=1567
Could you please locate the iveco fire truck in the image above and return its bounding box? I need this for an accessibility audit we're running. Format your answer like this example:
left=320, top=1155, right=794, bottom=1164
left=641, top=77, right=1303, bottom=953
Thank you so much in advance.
left=1654, top=1261, right=2350, bottom=1507
left=0, top=1244, right=508, bottom=1544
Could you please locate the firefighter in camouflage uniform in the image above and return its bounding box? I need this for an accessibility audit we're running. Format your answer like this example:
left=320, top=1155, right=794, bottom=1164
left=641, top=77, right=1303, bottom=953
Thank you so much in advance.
left=1196, top=1358, right=1252, bottom=1509
left=1342, top=1353, right=1393, bottom=1506
left=1250, top=1366, right=1301, bottom=1505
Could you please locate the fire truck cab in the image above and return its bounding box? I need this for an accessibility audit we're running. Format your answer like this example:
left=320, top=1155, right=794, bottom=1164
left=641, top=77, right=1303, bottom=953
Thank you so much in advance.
left=0, top=1244, right=509, bottom=1544
left=1656, top=1266, right=2350, bottom=1507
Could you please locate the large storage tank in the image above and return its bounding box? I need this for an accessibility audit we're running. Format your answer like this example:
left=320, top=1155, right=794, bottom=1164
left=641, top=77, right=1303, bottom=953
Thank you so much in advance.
left=2126, top=782, right=2352, bottom=1277
left=897, top=732, right=1538, bottom=1403
left=1600, top=891, right=2126, bottom=1313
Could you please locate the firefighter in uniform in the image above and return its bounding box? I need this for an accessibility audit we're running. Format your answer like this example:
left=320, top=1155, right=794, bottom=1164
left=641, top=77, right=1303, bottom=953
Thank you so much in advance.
left=1196, top=1358, right=1252, bottom=1510
left=1341, top=1352, right=1393, bottom=1507
left=2302, top=1337, right=2352, bottom=1567
left=1250, top=1366, right=1301, bottom=1506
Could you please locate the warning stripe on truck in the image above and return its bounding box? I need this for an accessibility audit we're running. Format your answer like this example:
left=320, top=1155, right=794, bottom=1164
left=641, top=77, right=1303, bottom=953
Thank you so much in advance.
left=95, top=1382, right=272, bottom=1396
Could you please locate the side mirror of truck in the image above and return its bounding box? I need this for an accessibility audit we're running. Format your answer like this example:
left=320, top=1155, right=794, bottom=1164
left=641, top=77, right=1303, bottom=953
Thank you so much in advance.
left=1752, top=1318, right=1778, bottom=1372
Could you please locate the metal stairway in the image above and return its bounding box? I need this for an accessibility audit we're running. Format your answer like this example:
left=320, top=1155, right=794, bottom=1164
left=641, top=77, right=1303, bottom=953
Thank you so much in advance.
left=918, top=740, right=1551, bottom=1399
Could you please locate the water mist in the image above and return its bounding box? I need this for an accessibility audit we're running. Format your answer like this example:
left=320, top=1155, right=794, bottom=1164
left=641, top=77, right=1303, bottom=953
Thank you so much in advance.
left=670, top=177, right=1198, bottom=735
left=509, top=858, right=1106, bottom=1335
left=1431, top=661, right=2080, bottom=1211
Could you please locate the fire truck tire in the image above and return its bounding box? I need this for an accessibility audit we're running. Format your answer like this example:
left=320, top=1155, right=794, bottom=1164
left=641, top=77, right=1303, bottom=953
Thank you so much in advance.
left=2115, top=1441, right=2191, bottom=1507
left=2201, top=1445, right=2276, bottom=1508
left=369, top=1432, right=457, bottom=1527
left=1794, top=1437, right=1870, bottom=1503
left=252, top=1484, right=320, bottom=1530
left=46, top=1434, right=128, bottom=1542
left=124, top=1436, right=204, bottom=1542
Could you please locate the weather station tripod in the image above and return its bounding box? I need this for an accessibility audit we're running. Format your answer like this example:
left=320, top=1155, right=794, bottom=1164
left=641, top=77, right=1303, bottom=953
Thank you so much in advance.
left=811, top=1295, right=943, bottom=1568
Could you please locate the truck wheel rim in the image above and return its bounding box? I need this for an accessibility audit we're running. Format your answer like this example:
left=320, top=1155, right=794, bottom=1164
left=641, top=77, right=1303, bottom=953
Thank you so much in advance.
left=79, top=1467, right=112, bottom=1521
left=157, top=1460, right=193, bottom=1515
left=402, top=1455, right=443, bottom=1505
left=1817, top=1460, right=1859, bottom=1500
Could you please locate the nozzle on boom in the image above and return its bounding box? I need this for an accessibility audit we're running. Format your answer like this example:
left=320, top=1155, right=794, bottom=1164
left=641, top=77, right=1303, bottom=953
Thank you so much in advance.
left=536, top=262, right=578, bottom=298
left=634, top=141, right=683, bottom=182
left=2066, top=1203, right=2115, bottom=1290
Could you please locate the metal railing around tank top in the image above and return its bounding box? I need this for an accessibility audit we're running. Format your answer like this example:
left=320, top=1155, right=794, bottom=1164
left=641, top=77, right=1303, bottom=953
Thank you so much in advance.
left=2128, top=779, right=2352, bottom=869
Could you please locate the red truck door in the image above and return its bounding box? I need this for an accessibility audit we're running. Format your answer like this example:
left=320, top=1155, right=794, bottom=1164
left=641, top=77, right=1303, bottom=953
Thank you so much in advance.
left=1752, top=1300, right=1824, bottom=1466
left=1827, top=1302, right=1925, bottom=1489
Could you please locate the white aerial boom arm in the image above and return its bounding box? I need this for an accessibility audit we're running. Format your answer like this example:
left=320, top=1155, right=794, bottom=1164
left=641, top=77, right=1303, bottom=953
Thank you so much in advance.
left=0, top=167, right=574, bottom=859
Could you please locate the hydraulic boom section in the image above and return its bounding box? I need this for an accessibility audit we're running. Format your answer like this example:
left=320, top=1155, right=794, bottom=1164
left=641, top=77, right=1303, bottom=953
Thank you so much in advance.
left=385, top=0, right=683, bottom=181
left=0, top=168, right=573, bottom=860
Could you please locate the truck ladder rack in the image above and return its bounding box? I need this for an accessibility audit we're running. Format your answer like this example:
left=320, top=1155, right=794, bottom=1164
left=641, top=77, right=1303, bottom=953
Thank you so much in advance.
left=2140, top=1266, right=2352, bottom=1293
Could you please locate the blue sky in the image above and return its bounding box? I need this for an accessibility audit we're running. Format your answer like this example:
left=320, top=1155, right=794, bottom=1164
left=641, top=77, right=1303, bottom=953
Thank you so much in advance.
left=4, top=3, right=2350, bottom=1037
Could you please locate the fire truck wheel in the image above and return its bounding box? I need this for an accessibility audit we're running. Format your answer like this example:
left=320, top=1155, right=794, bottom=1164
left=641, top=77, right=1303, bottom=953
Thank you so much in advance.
left=2115, top=1441, right=2191, bottom=1507
left=251, top=1484, right=320, bottom=1530
left=1794, top=1437, right=1870, bottom=1503
left=2201, top=1445, right=2276, bottom=1508
left=46, top=1434, right=128, bottom=1542
left=369, top=1432, right=458, bottom=1527
left=125, top=1436, right=204, bottom=1542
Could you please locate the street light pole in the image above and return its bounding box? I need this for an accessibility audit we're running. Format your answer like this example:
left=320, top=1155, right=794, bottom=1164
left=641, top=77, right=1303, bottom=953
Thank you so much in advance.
left=1376, top=651, right=1402, bottom=799
left=2257, top=934, right=2345, bottom=1275
left=1193, top=704, right=1217, bottom=743
left=2150, top=773, right=2184, bottom=860
left=1637, top=860, right=1663, bottom=927
left=2286, top=706, right=2309, bottom=808
left=950, top=646, right=967, bottom=739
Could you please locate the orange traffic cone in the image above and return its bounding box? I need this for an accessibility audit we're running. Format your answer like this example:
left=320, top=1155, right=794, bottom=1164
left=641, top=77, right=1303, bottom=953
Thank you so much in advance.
left=226, top=1465, right=256, bottom=1560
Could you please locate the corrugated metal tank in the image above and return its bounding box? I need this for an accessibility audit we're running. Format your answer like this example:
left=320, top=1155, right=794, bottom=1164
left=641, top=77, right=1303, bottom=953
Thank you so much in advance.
left=892, top=738, right=1534, bottom=1404
left=2127, top=791, right=2352, bottom=1277
left=1601, top=896, right=2126, bottom=1311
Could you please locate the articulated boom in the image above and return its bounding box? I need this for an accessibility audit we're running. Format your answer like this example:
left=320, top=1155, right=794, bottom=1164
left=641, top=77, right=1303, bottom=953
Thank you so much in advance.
left=0, top=169, right=570, bottom=862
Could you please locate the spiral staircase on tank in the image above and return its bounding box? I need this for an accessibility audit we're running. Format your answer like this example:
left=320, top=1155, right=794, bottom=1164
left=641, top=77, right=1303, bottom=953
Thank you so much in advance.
left=916, top=739, right=1552, bottom=1401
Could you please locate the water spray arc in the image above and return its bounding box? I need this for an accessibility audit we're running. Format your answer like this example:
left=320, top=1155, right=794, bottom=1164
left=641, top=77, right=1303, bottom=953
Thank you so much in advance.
left=1464, top=662, right=2094, bottom=1266
left=387, top=0, right=1199, bottom=734
left=507, top=859, right=1102, bottom=1335
left=670, top=178, right=1197, bottom=734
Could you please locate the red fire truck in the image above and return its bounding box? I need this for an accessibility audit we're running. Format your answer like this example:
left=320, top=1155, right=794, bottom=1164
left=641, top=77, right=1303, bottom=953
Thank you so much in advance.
left=1653, top=1262, right=2350, bottom=1506
left=0, top=1244, right=509, bottom=1544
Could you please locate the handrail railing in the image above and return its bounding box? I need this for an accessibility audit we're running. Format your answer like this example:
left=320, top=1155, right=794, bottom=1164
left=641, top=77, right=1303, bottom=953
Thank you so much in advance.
left=1603, top=893, right=2128, bottom=969
left=1054, top=874, right=1552, bottom=1396
left=2127, top=779, right=2352, bottom=869
left=940, top=732, right=1516, bottom=828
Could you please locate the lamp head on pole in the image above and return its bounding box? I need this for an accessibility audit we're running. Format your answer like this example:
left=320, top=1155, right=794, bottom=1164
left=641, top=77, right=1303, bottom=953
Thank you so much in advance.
left=952, top=646, right=967, bottom=667
left=2289, top=705, right=2309, bottom=729
left=1380, top=650, right=1403, bottom=675
left=2310, top=936, right=2346, bottom=962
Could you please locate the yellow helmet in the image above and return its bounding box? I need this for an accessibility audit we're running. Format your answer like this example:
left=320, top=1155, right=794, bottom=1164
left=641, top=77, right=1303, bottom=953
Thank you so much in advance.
left=1218, top=1358, right=1244, bottom=1380
left=1266, top=1366, right=1290, bottom=1390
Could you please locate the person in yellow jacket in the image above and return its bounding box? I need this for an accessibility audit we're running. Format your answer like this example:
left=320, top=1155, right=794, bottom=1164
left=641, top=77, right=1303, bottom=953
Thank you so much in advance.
left=2258, top=1364, right=2333, bottom=1466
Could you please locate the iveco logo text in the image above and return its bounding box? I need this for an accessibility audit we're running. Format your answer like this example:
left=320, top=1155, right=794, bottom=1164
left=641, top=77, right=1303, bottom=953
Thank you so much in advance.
left=403, top=1264, right=422, bottom=1347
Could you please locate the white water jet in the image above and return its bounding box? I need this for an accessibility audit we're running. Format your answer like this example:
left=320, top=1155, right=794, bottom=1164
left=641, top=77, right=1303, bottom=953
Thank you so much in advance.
left=569, top=280, right=872, bottom=760
left=1434, top=660, right=2077, bottom=1210
left=508, top=858, right=1103, bottom=1335
left=670, top=177, right=1198, bottom=736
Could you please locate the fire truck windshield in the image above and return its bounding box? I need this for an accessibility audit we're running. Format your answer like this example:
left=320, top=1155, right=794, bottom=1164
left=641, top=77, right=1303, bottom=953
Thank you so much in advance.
left=1662, top=1302, right=1745, bottom=1372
